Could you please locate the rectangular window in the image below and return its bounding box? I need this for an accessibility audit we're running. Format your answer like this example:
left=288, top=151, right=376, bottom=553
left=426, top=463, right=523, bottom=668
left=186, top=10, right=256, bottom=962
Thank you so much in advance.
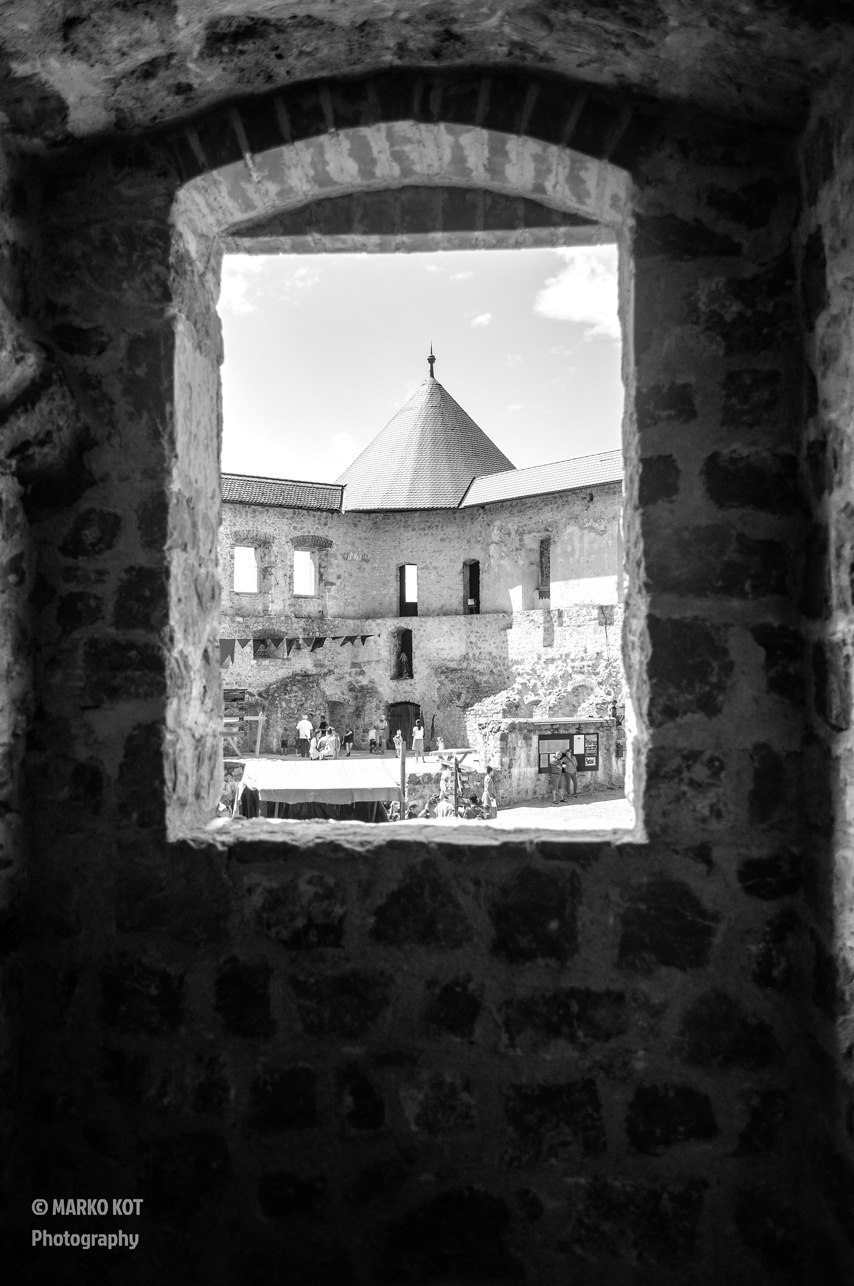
left=399, top=564, right=418, bottom=616
left=294, top=549, right=317, bottom=596
left=463, top=559, right=480, bottom=614
left=233, top=545, right=258, bottom=593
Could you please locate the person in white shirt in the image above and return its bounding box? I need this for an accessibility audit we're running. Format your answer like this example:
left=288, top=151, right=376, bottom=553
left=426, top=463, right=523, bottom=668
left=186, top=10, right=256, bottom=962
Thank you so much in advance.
left=412, top=718, right=425, bottom=762
left=296, top=715, right=313, bottom=758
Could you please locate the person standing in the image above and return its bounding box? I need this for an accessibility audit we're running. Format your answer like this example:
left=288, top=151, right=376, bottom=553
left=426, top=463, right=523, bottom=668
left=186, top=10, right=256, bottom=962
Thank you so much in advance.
left=412, top=717, right=425, bottom=762
left=482, top=765, right=498, bottom=818
left=296, top=714, right=313, bottom=758
left=393, top=729, right=403, bottom=757
left=342, top=725, right=354, bottom=757
left=368, top=725, right=377, bottom=754
left=549, top=752, right=566, bottom=804
left=563, top=749, right=579, bottom=798
left=377, top=713, right=388, bottom=754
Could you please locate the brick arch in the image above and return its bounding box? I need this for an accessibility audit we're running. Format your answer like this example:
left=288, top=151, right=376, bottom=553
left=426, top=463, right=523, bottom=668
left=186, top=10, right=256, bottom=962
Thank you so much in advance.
left=171, top=70, right=636, bottom=242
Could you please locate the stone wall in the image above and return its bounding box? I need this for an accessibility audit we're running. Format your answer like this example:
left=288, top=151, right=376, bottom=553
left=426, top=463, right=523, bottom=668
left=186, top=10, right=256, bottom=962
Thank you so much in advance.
left=794, top=74, right=854, bottom=1261
left=1, top=67, right=851, bottom=1284
left=220, top=482, right=622, bottom=621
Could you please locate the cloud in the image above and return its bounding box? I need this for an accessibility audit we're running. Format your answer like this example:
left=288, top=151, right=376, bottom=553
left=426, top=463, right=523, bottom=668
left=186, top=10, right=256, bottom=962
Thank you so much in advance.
left=534, top=245, right=621, bottom=341
left=471, top=312, right=493, bottom=328
left=507, top=403, right=525, bottom=412
left=451, top=271, right=473, bottom=281
left=218, top=256, right=266, bottom=315
left=218, top=255, right=322, bottom=316
left=423, top=263, right=443, bottom=273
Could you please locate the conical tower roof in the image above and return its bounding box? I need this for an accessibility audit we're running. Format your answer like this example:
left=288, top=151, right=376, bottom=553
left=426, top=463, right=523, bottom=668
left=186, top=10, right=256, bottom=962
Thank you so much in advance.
left=337, top=358, right=514, bottom=510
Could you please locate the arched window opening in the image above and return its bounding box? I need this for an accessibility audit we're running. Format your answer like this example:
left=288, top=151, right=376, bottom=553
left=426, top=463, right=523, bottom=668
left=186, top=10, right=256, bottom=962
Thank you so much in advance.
left=398, top=564, right=418, bottom=617
left=463, top=560, right=480, bottom=614
left=393, top=628, right=414, bottom=680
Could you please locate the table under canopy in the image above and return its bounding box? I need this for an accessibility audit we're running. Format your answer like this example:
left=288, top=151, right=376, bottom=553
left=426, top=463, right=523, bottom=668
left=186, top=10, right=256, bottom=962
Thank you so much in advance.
left=238, top=757, right=402, bottom=806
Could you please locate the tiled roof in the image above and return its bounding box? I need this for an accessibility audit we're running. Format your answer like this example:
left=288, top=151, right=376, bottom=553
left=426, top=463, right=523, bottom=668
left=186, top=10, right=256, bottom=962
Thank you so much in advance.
left=222, top=474, right=343, bottom=510
left=460, top=449, right=624, bottom=507
left=337, top=378, right=514, bottom=510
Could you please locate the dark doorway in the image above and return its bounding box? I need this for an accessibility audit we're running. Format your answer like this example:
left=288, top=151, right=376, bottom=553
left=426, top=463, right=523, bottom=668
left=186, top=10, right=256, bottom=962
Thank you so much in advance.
left=398, top=564, right=418, bottom=616
left=463, top=559, right=480, bottom=614
left=388, top=701, right=422, bottom=747
left=393, top=628, right=413, bottom=679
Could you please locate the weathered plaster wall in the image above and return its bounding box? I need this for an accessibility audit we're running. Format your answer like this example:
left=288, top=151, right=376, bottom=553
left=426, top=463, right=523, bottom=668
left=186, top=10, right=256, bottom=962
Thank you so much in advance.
left=0, top=66, right=850, bottom=1284
left=219, top=482, right=622, bottom=621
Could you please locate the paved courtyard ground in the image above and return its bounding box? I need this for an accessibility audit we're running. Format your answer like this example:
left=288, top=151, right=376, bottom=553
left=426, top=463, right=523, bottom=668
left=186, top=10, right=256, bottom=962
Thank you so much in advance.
left=489, top=789, right=634, bottom=831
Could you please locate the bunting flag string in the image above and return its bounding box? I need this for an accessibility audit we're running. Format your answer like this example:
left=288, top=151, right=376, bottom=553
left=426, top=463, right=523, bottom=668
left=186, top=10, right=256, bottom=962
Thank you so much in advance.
left=220, top=633, right=376, bottom=662
left=285, top=638, right=298, bottom=656
left=236, top=637, right=251, bottom=650
left=340, top=635, right=357, bottom=646
left=360, top=635, right=370, bottom=645
left=219, top=639, right=236, bottom=666
left=309, top=637, right=326, bottom=652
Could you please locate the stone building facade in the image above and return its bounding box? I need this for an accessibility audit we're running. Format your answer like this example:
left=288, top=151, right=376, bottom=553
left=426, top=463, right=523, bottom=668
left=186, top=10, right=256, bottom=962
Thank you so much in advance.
left=1, top=12, right=854, bottom=1284
left=218, top=394, right=625, bottom=758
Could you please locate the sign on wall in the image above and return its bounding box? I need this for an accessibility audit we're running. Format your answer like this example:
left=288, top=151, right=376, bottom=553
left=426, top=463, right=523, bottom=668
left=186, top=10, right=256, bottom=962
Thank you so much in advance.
left=538, top=732, right=599, bottom=772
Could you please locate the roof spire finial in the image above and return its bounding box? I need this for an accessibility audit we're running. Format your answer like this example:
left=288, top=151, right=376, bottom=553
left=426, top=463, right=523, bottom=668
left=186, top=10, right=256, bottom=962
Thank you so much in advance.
left=427, top=344, right=436, bottom=379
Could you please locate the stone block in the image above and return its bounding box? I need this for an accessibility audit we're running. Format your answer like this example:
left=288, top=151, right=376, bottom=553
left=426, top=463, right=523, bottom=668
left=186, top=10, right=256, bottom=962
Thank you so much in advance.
left=647, top=616, right=733, bottom=723
left=113, top=566, right=169, bottom=630
left=686, top=257, right=796, bottom=356
left=501, top=987, right=628, bottom=1051
left=82, top=637, right=166, bottom=704
left=704, top=178, right=779, bottom=230
left=249, top=1065, right=317, bottom=1131
left=625, top=1084, right=718, bottom=1153
left=490, top=867, right=580, bottom=963
left=618, top=878, right=719, bottom=972
left=215, top=957, right=273, bottom=1038
left=737, top=850, right=802, bottom=899
left=750, top=624, right=805, bottom=704
left=114, top=866, right=168, bottom=933
left=370, top=859, right=472, bottom=948
left=117, top=723, right=164, bottom=829
left=811, top=931, right=841, bottom=1018
left=564, top=1176, right=706, bottom=1265
left=644, top=522, right=789, bottom=598
left=721, top=368, right=784, bottom=433
left=378, top=1188, right=519, bottom=1283
left=812, top=638, right=851, bottom=730
left=677, top=990, right=781, bottom=1069
left=338, top=1063, right=385, bottom=1131
left=735, top=1087, right=790, bottom=1155
left=503, top=1079, right=605, bottom=1166
left=257, top=1171, right=326, bottom=1220
left=748, top=743, right=795, bottom=825
left=58, top=507, right=122, bottom=558
left=290, top=969, right=391, bottom=1038
left=245, top=871, right=345, bottom=949
left=752, top=907, right=801, bottom=991
left=638, top=454, right=680, bottom=506
left=702, top=450, right=801, bottom=513
left=635, top=381, right=697, bottom=430
left=422, top=975, right=482, bottom=1039
left=100, top=956, right=183, bottom=1034
left=56, top=590, right=103, bottom=633
left=400, top=1073, right=476, bottom=1134
left=645, top=748, right=728, bottom=833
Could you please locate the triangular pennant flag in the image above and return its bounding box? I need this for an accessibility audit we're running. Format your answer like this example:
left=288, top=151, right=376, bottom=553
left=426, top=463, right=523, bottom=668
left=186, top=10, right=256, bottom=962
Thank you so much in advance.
left=219, top=639, right=235, bottom=666
left=310, top=636, right=327, bottom=652
left=236, top=638, right=251, bottom=649
left=286, top=638, right=298, bottom=656
left=360, top=635, right=370, bottom=645
left=341, top=636, right=357, bottom=646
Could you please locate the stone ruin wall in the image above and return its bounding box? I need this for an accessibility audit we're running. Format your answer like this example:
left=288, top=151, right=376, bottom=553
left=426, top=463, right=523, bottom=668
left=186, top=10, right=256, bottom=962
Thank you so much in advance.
left=0, top=67, right=850, bottom=1283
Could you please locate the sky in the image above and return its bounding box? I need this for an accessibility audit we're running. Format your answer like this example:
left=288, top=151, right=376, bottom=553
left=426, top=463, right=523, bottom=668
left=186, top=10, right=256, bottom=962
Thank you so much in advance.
left=218, top=244, right=624, bottom=482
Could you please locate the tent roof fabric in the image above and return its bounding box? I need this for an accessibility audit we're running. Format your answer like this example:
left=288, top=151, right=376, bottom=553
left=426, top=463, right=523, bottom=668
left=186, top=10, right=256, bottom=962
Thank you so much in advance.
left=461, top=450, right=624, bottom=506
left=222, top=475, right=344, bottom=510
left=240, top=757, right=401, bottom=804
left=337, top=377, right=514, bottom=511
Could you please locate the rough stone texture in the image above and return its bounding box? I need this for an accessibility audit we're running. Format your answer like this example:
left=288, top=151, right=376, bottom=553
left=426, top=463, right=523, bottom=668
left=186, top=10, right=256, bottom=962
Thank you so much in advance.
left=0, top=31, right=852, bottom=1286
